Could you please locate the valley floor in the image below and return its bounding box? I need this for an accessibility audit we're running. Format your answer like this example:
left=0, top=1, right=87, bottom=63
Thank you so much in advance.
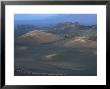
left=14, top=46, right=97, bottom=76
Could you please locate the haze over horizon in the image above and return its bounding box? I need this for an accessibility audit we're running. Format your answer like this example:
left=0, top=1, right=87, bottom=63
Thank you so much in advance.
left=14, top=14, right=97, bottom=27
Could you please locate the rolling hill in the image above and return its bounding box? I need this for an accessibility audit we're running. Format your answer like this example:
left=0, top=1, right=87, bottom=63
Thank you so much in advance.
left=15, top=30, right=64, bottom=45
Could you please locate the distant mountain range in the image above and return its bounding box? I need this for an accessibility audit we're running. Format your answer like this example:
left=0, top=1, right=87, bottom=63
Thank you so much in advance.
left=46, top=22, right=96, bottom=38
left=15, top=22, right=96, bottom=37
left=14, top=22, right=97, bottom=48
left=14, top=25, right=40, bottom=36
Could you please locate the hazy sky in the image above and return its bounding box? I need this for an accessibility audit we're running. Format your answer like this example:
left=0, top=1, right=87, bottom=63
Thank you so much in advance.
left=14, top=14, right=97, bottom=26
